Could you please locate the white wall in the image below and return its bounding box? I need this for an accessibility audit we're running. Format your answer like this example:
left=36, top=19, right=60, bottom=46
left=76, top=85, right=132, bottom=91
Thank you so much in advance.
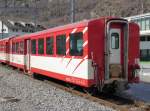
left=0, top=21, right=9, bottom=33
left=0, top=20, right=32, bottom=39
left=140, top=41, right=150, bottom=49
left=8, top=29, right=30, bottom=36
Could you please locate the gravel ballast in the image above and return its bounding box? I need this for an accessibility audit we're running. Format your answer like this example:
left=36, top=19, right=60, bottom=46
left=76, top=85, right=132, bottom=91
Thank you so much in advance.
left=0, top=64, right=115, bottom=111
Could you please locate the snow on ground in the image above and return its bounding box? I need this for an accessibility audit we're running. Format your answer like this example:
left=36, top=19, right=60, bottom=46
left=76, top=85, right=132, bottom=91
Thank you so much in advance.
left=139, top=62, right=150, bottom=83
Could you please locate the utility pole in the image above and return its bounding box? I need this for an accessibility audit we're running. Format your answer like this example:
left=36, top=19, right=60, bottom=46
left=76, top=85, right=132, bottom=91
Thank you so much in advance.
left=1, top=0, right=7, bottom=39
left=34, top=0, right=37, bottom=32
left=139, top=0, right=144, bottom=14
left=1, top=21, right=4, bottom=39
left=70, top=0, right=75, bottom=23
left=5, top=0, right=8, bottom=8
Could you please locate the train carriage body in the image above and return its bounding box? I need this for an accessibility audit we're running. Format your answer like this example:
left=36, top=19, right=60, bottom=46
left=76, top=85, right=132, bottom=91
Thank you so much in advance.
left=9, top=37, right=25, bottom=69
left=0, top=17, right=140, bottom=92
left=0, top=38, right=10, bottom=63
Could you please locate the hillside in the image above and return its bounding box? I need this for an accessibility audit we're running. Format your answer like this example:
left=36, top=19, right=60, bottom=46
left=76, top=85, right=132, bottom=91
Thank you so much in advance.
left=0, top=0, right=150, bottom=28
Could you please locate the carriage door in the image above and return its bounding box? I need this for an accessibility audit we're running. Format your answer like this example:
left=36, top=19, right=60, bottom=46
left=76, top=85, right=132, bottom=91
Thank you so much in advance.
left=24, top=39, right=30, bottom=71
left=110, top=29, right=120, bottom=64
left=109, top=28, right=122, bottom=78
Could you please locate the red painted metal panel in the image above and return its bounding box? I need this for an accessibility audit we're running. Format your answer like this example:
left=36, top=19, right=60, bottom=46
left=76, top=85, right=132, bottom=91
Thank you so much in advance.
left=0, top=17, right=140, bottom=88
left=31, top=67, right=94, bottom=87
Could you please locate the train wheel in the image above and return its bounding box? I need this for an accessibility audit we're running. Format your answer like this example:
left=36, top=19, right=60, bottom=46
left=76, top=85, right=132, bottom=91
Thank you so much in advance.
left=102, top=81, right=118, bottom=94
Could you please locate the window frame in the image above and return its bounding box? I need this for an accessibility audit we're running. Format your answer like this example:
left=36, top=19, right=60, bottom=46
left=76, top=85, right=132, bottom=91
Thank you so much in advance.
left=46, top=36, right=54, bottom=55
left=141, top=18, right=146, bottom=31
left=69, top=32, right=84, bottom=56
left=147, top=36, right=150, bottom=41
left=16, top=42, right=19, bottom=54
left=140, top=36, right=146, bottom=41
left=140, top=49, right=150, bottom=61
left=56, top=34, right=66, bottom=56
left=111, top=32, right=119, bottom=49
left=19, top=41, right=24, bottom=54
left=145, top=18, right=150, bottom=30
left=12, top=42, right=15, bottom=53
left=38, top=38, right=44, bottom=55
left=31, top=39, right=37, bottom=55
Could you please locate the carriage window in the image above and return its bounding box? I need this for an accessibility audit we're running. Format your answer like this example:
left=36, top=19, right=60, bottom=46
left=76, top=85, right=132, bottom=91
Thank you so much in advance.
left=16, top=42, right=19, bottom=53
left=38, top=38, right=44, bottom=54
left=12, top=43, right=15, bottom=53
left=46, top=37, right=54, bottom=55
left=20, top=41, right=24, bottom=54
left=31, top=39, right=36, bottom=54
left=56, top=35, right=66, bottom=55
left=70, top=32, right=83, bottom=56
left=111, top=33, right=119, bottom=49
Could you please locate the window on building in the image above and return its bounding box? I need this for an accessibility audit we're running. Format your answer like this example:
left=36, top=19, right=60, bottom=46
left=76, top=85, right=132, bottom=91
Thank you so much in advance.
left=140, top=49, right=147, bottom=57
left=141, top=18, right=146, bottom=30
left=145, top=18, right=150, bottom=30
left=69, top=32, right=83, bottom=56
left=56, top=34, right=66, bottom=55
left=29, top=30, right=32, bottom=32
left=111, top=33, right=119, bottom=49
left=38, top=38, right=44, bottom=54
left=31, top=39, right=36, bottom=54
left=140, top=49, right=150, bottom=61
left=140, top=36, right=146, bottom=41
left=147, top=36, right=150, bottom=41
left=46, top=37, right=54, bottom=55
left=147, top=49, right=150, bottom=57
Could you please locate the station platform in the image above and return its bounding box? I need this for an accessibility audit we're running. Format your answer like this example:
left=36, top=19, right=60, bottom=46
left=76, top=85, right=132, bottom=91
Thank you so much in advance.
left=140, top=62, right=150, bottom=83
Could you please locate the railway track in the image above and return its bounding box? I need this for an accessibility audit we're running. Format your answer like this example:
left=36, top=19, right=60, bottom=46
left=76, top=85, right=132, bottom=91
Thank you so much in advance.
left=44, top=79, right=125, bottom=111
left=3, top=64, right=150, bottom=111
left=40, top=76, right=150, bottom=111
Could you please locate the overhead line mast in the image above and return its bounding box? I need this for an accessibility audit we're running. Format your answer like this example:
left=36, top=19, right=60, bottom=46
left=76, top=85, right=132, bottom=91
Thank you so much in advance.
left=70, top=0, right=75, bottom=23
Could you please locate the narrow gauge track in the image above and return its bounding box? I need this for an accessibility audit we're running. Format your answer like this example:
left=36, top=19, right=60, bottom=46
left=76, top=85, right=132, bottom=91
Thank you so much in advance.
left=3, top=64, right=150, bottom=111
left=32, top=73, right=149, bottom=111
left=43, top=79, right=128, bottom=111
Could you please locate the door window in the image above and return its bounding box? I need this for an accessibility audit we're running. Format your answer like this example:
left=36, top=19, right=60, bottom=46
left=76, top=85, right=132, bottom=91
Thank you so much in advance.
left=111, top=33, right=119, bottom=49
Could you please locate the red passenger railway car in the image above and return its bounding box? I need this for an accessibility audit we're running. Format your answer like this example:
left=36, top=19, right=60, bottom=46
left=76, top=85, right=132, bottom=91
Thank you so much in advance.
left=0, top=17, right=140, bottom=92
